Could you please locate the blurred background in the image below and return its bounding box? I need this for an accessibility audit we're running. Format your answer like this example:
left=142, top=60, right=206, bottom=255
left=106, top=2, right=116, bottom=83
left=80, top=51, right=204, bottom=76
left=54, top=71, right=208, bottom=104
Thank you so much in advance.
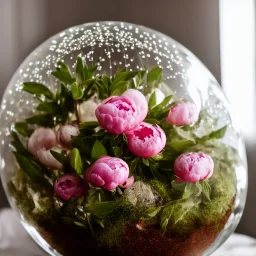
left=0, top=0, right=255, bottom=239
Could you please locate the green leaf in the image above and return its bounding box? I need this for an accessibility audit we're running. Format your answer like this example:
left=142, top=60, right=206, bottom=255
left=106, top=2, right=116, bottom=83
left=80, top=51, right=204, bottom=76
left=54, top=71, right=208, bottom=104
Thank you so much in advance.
left=160, top=197, right=200, bottom=233
left=36, top=102, right=59, bottom=114
left=84, top=65, right=97, bottom=80
left=129, top=157, right=139, bottom=172
left=79, top=121, right=99, bottom=130
left=84, top=201, right=118, bottom=218
left=111, top=81, right=129, bottom=96
left=74, top=221, right=86, bottom=228
left=52, top=70, right=75, bottom=84
left=111, top=71, right=138, bottom=87
left=198, top=126, right=228, bottom=143
left=148, top=91, right=157, bottom=110
left=55, top=83, right=74, bottom=123
left=11, top=131, right=32, bottom=156
left=82, top=80, right=96, bottom=100
left=69, top=148, right=83, bottom=175
left=147, top=66, right=162, bottom=90
left=23, top=82, right=54, bottom=100
left=76, top=56, right=85, bottom=83
left=160, top=205, right=172, bottom=233
left=151, top=95, right=172, bottom=115
left=142, top=158, right=149, bottom=166
left=71, top=82, right=83, bottom=100
left=26, top=114, right=54, bottom=127
left=131, top=70, right=146, bottom=88
left=169, top=139, right=195, bottom=152
left=201, top=180, right=211, bottom=201
left=145, top=206, right=162, bottom=218
left=92, top=216, right=105, bottom=228
left=171, top=181, right=202, bottom=199
left=171, top=180, right=187, bottom=192
left=112, top=146, right=121, bottom=157
left=50, top=150, right=67, bottom=164
left=91, top=140, right=107, bottom=162
left=14, top=122, right=32, bottom=137
left=173, top=127, right=196, bottom=143
left=13, top=152, right=50, bottom=186
left=57, top=61, right=70, bottom=72
left=52, top=62, right=75, bottom=84
left=143, top=118, right=160, bottom=125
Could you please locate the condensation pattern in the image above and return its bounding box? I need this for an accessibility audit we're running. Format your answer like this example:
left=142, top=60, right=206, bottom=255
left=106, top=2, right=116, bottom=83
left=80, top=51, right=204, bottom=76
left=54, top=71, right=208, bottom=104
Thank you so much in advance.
left=0, top=21, right=237, bottom=147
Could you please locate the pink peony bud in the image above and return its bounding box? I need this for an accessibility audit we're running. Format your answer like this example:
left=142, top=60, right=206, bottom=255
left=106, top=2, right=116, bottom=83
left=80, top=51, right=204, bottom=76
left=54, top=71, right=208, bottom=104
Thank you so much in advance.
left=95, top=96, right=140, bottom=134
left=37, top=147, right=63, bottom=170
left=28, top=128, right=57, bottom=156
left=166, top=101, right=199, bottom=126
left=125, top=122, right=166, bottom=158
left=57, top=123, right=79, bottom=148
left=84, top=156, right=133, bottom=191
left=54, top=173, right=86, bottom=201
left=122, top=89, right=148, bottom=123
left=174, top=152, right=214, bottom=183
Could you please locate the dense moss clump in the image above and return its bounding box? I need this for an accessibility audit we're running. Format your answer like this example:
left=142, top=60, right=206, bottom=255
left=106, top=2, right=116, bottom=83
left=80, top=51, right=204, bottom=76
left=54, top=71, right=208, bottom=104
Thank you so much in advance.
left=97, top=200, right=144, bottom=246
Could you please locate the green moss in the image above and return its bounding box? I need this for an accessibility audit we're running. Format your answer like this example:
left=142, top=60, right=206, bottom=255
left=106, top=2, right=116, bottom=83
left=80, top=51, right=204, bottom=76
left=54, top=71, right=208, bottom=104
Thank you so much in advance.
left=149, top=179, right=171, bottom=201
left=97, top=199, right=143, bottom=246
left=164, top=141, right=237, bottom=234
left=8, top=169, right=53, bottom=226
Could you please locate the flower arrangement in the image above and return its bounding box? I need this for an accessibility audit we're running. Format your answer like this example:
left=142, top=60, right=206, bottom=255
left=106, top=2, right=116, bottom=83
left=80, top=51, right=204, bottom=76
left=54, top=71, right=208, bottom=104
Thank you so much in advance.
left=8, top=57, right=238, bottom=256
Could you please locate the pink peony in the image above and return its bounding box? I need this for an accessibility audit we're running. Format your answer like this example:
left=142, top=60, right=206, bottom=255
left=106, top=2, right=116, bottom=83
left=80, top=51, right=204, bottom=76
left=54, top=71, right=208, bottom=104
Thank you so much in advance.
left=166, top=101, right=199, bottom=126
left=54, top=173, right=86, bottom=201
left=84, top=156, right=133, bottom=191
left=28, top=128, right=57, bottom=156
left=37, top=147, right=63, bottom=170
left=57, top=123, right=79, bottom=148
left=174, top=152, right=214, bottom=183
left=122, top=89, right=148, bottom=123
left=28, top=128, right=63, bottom=169
left=95, top=96, right=141, bottom=134
left=125, top=122, right=166, bottom=158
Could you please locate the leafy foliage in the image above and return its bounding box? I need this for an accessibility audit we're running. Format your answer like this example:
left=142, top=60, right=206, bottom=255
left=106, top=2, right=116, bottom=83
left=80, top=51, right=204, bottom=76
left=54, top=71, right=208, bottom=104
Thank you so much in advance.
left=10, top=58, right=238, bottom=241
left=69, top=148, right=83, bottom=175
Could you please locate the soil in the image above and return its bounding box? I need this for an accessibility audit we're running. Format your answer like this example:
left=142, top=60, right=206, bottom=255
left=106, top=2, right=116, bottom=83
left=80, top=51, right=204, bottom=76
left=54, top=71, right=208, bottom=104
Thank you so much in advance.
left=38, top=207, right=231, bottom=256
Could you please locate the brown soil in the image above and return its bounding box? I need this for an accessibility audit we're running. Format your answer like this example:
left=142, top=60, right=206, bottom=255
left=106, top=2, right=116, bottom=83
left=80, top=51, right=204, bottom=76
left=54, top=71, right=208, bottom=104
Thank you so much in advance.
left=38, top=207, right=231, bottom=256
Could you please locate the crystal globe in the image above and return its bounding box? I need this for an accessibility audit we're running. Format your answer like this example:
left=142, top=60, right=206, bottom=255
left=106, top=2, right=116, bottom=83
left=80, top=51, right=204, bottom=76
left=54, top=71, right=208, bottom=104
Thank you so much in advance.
left=0, top=21, right=247, bottom=256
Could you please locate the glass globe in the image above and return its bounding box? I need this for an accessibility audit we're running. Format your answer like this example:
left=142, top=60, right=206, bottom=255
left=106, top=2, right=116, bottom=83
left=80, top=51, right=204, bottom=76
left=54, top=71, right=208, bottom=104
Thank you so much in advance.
left=0, top=21, right=247, bottom=256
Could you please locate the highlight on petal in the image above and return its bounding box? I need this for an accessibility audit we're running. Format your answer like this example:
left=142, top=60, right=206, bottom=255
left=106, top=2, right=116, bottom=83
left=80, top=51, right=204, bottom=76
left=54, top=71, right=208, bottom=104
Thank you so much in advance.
left=122, top=89, right=148, bottom=122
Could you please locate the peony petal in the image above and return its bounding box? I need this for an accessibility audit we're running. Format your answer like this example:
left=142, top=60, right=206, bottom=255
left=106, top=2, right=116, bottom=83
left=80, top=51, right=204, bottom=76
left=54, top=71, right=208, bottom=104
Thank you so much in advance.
left=37, top=148, right=62, bottom=170
left=119, top=176, right=135, bottom=189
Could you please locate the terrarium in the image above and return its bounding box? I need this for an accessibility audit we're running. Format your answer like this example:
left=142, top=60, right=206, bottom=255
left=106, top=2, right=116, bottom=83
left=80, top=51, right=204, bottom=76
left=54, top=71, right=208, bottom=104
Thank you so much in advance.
left=0, top=22, right=247, bottom=256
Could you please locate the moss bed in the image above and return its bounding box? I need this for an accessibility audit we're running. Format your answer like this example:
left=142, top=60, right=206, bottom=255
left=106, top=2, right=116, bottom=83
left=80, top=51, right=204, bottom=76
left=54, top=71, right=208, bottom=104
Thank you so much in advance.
left=8, top=141, right=237, bottom=256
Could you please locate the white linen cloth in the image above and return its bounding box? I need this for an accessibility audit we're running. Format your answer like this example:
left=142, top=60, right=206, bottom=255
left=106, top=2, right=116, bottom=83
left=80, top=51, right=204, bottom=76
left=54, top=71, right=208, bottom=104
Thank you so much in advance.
left=0, top=208, right=255, bottom=256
